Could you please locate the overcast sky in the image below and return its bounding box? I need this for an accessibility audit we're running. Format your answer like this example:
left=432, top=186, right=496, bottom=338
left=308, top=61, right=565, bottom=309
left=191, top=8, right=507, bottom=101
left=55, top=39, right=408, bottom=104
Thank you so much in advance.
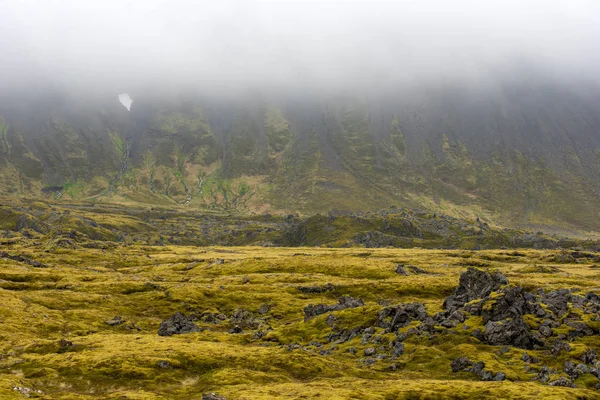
left=2, top=0, right=600, bottom=92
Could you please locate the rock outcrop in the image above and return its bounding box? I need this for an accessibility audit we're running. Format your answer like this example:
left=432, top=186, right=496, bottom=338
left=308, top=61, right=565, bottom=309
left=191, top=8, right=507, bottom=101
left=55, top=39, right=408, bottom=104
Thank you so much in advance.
left=443, top=267, right=508, bottom=311
left=304, top=296, right=365, bottom=321
left=158, top=312, right=202, bottom=336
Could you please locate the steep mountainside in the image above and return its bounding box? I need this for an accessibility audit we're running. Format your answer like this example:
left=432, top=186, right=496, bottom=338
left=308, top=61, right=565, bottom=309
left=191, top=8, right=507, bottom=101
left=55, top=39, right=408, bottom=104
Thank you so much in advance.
left=1, top=79, right=599, bottom=234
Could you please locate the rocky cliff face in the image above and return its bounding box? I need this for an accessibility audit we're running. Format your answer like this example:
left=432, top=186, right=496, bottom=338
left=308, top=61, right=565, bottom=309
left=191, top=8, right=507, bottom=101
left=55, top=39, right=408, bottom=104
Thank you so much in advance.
left=1, top=80, right=599, bottom=233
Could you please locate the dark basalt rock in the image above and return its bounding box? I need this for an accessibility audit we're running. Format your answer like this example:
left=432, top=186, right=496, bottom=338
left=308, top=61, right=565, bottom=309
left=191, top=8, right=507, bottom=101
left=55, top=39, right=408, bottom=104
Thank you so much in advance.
left=481, top=286, right=539, bottom=323
left=521, top=352, right=540, bottom=364
left=541, top=289, right=571, bottom=317
left=158, top=312, right=202, bottom=336
left=566, top=321, right=594, bottom=338
left=539, top=323, right=553, bottom=337
left=202, top=393, right=228, bottom=400
left=304, top=296, right=364, bottom=321
left=548, top=377, right=576, bottom=387
left=551, top=339, right=572, bottom=356
left=451, top=357, right=473, bottom=372
left=391, top=341, right=404, bottom=357
left=298, top=283, right=335, bottom=293
left=453, top=360, right=506, bottom=381
left=582, top=348, right=598, bottom=364
left=326, top=327, right=364, bottom=344
left=394, top=264, right=409, bottom=276
left=230, top=309, right=263, bottom=329
left=377, top=302, right=429, bottom=331
left=0, top=251, right=48, bottom=268
left=229, top=325, right=243, bottom=334
left=326, top=314, right=336, bottom=328
left=483, top=317, right=538, bottom=349
left=538, top=366, right=551, bottom=382
left=443, top=267, right=508, bottom=311
left=564, top=361, right=580, bottom=380
left=472, top=328, right=485, bottom=342
left=257, top=304, right=270, bottom=314
left=201, top=313, right=228, bottom=324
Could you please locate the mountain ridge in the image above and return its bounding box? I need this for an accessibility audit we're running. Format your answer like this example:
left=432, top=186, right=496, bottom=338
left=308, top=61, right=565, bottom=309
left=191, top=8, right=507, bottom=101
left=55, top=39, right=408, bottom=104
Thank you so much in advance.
left=1, top=80, right=599, bottom=234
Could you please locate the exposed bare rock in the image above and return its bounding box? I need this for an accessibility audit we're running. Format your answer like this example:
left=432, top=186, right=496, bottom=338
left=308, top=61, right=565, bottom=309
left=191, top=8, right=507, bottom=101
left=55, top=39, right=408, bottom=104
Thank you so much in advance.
left=443, top=267, right=508, bottom=311
left=158, top=312, right=202, bottom=336
left=304, top=296, right=365, bottom=321
left=298, top=283, right=335, bottom=293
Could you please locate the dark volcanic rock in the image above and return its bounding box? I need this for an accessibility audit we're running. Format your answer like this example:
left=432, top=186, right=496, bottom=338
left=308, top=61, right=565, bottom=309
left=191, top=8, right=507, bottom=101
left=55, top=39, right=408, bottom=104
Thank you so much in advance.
left=563, top=361, right=581, bottom=380
left=566, top=321, right=594, bottom=338
left=481, top=286, right=538, bottom=323
left=230, top=309, right=263, bottom=329
left=493, top=372, right=507, bottom=381
left=0, top=251, right=49, bottom=268
left=483, top=317, right=538, bottom=349
left=202, top=393, right=228, bottom=400
left=539, top=324, right=553, bottom=337
left=298, top=283, right=335, bottom=293
left=443, top=267, right=508, bottom=311
left=257, top=304, right=270, bottom=314
left=548, top=377, right=576, bottom=387
left=377, top=302, right=429, bottom=331
left=582, top=348, right=598, bottom=364
left=541, top=289, right=570, bottom=317
left=538, top=366, right=551, bottom=382
left=391, top=341, right=404, bottom=357
left=395, top=264, right=409, bottom=276
left=304, top=296, right=364, bottom=321
left=551, top=339, right=572, bottom=356
left=229, top=325, right=243, bottom=334
left=158, top=312, right=202, bottom=336
left=105, top=316, right=126, bottom=326
left=521, top=352, right=539, bottom=364
left=451, top=357, right=473, bottom=372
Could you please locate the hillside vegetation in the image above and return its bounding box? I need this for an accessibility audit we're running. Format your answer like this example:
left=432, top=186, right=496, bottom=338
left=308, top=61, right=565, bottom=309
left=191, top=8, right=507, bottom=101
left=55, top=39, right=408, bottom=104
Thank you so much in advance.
left=1, top=83, right=600, bottom=234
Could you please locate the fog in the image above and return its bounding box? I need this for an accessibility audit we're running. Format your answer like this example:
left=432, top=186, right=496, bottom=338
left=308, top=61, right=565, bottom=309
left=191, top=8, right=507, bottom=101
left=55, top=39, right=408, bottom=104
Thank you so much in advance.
left=2, top=0, right=600, bottom=93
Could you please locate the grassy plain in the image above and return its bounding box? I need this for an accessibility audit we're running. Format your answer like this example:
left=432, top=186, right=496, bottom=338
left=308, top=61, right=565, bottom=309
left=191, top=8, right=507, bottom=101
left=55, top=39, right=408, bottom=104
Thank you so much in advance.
left=1, top=240, right=600, bottom=399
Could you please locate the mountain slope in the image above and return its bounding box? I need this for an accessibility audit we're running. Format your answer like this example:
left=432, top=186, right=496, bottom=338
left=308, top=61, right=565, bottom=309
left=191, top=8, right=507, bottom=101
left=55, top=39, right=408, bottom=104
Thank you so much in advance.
left=1, top=80, right=599, bottom=234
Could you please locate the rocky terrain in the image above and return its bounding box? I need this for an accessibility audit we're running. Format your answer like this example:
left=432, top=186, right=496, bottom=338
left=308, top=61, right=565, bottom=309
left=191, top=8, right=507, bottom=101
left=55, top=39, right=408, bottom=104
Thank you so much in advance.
left=1, top=233, right=600, bottom=399
left=1, top=201, right=599, bottom=251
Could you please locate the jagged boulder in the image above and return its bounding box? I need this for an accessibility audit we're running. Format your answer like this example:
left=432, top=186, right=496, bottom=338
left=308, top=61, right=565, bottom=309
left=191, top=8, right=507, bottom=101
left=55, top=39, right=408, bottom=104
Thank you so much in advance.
left=443, top=267, right=508, bottom=311
left=158, top=312, right=202, bottom=336
left=582, top=348, right=598, bottom=364
left=481, top=286, right=540, bottom=323
left=395, top=264, right=409, bottom=275
left=541, top=289, right=571, bottom=317
left=298, top=283, right=335, bottom=293
left=304, top=296, right=364, bottom=321
left=230, top=309, right=263, bottom=329
left=451, top=357, right=473, bottom=372
left=483, top=317, right=538, bottom=349
left=377, top=302, right=429, bottom=331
